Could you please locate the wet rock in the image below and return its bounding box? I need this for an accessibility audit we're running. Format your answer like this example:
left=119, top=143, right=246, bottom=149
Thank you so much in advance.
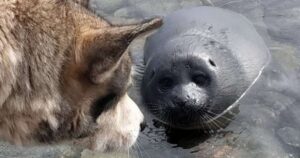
left=179, top=1, right=203, bottom=8
left=89, top=0, right=125, bottom=14
left=202, top=0, right=214, bottom=6
left=135, top=0, right=180, bottom=16
left=0, top=141, right=80, bottom=158
left=271, top=43, right=300, bottom=71
left=103, top=16, right=141, bottom=25
left=114, top=7, right=140, bottom=19
left=262, top=0, right=300, bottom=45
left=243, top=128, right=290, bottom=158
left=80, top=149, right=128, bottom=158
left=249, top=108, right=278, bottom=128
left=211, top=145, right=234, bottom=158
left=277, top=127, right=300, bottom=148
left=128, top=0, right=144, bottom=4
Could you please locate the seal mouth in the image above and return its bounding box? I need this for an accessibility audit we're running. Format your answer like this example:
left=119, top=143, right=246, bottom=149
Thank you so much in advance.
left=147, top=103, right=220, bottom=129
left=145, top=100, right=240, bottom=130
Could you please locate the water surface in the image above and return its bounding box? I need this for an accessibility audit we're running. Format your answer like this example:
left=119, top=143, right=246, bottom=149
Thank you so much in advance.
left=1, top=0, right=300, bottom=157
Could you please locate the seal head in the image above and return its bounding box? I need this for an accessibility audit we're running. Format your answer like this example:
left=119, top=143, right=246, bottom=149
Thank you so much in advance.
left=141, top=7, right=270, bottom=129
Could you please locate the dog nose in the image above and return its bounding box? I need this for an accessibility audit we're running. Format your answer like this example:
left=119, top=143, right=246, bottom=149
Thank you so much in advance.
left=140, top=121, right=147, bottom=132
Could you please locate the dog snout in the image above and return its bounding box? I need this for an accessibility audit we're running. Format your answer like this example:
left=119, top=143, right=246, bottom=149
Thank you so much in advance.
left=140, top=121, right=147, bottom=132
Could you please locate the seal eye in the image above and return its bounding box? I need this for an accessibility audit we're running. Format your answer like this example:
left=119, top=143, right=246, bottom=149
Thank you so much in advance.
left=193, top=73, right=210, bottom=86
left=159, top=77, right=174, bottom=91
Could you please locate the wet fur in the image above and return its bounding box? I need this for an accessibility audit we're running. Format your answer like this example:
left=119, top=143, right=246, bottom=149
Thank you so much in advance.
left=0, top=0, right=162, bottom=151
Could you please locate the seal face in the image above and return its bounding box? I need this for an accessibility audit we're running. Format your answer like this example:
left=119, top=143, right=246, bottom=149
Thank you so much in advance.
left=141, top=7, right=270, bottom=129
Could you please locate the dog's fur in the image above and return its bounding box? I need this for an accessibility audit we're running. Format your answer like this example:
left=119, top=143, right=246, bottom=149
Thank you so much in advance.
left=0, top=0, right=162, bottom=151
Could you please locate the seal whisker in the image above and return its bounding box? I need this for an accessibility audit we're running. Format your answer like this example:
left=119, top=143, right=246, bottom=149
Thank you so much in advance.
left=205, top=113, right=224, bottom=130
left=205, top=110, right=235, bottom=122
left=132, top=139, right=143, bottom=158
left=146, top=107, right=161, bottom=116
left=203, top=110, right=242, bottom=128
left=204, top=112, right=236, bottom=127
left=203, top=114, right=216, bottom=134
left=136, top=139, right=151, bottom=158
left=198, top=112, right=210, bottom=134
left=200, top=107, right=230, bottom=111
left=200, top=109, right=215, bottom=134
left=164, top=109, right=172, bottom=125
left=203, top=113, right=220, bottom=130
left=144, top=102, right=165, bottom=112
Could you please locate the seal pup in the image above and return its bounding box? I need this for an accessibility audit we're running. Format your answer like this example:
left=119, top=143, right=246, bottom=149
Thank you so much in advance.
left=141, top=6, right=270, bottom=129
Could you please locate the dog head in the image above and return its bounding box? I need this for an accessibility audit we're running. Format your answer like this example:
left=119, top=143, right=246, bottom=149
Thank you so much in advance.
left=61, top=14, right=163, bottom=151
left=0, top=1, right=162, bottom=152
left=60, top=17, right=162, bottom=151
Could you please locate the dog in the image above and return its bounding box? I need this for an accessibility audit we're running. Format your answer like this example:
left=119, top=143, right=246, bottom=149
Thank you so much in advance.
left=0, top=0, right=162, bottom=152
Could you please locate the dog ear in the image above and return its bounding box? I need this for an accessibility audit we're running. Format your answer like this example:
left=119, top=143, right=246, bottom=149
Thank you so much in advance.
left=75, top=18, right=162, bottom=84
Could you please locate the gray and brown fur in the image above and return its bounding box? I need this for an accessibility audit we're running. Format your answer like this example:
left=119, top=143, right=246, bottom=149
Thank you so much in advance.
left=0, top=0, right=162, bottom=151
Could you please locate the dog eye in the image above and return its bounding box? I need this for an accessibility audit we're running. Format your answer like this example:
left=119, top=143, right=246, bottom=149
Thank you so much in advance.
left=90, top=93, right=117, bottom=121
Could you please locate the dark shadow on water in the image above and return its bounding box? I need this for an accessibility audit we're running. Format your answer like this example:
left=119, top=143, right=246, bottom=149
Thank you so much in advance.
left=165, top=128, right=210, bottom=149
left=152, top=119, right=233, bottom=149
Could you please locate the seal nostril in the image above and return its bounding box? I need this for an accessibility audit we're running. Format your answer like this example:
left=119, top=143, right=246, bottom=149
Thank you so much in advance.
left=140, top=121, right=147, bottom=132
left=209, top=59, right=216, bottom=67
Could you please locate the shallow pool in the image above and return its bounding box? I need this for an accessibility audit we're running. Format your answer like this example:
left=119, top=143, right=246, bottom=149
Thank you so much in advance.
left=1, top=0, right=300, bottom=157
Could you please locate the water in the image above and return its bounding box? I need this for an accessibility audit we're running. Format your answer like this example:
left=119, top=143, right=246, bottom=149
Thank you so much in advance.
left=1, top=0, right=300, bottom=157
left=121, top=0, right=300, bottom=157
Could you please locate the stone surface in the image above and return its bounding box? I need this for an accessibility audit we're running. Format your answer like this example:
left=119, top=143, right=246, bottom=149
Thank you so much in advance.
left=1, top=0, right=300, bottom=158
left=135, top=0, right=180, bottom=16
left=179, top=0, right=203, bottom=8
left=114, top=7, right=140, bottom=19
left=0, top=141, right=80, bottom=158
left=80, top=150, right=130, bottom=158
left=89, top=0, right=125, bottom=14
left=278, top=127, right=300, bottom=148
